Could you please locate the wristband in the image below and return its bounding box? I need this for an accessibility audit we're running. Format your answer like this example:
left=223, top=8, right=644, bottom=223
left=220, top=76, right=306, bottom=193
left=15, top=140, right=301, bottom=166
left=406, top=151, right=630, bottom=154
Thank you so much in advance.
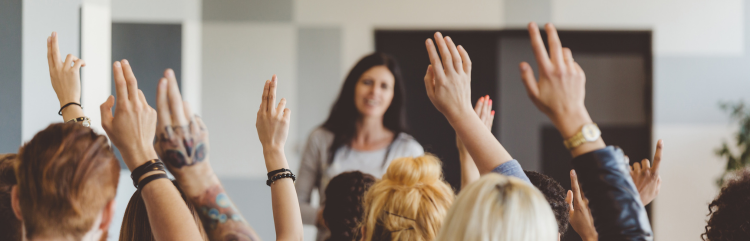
left=58, top=102, right=82, bottom=116
left=266, top=172, right=296, bottom=186
left=267, top=168, right=292, bottom=179
left=131, top=159, right=165, bottom=188
left=137, top=173, right=169, bottom=190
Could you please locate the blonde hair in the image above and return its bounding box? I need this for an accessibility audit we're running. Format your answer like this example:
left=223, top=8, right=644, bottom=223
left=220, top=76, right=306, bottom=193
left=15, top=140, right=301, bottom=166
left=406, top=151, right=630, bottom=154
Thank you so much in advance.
left=436, top=173, right=558, bottom=241
left=361, top=155, right=455, bottom=241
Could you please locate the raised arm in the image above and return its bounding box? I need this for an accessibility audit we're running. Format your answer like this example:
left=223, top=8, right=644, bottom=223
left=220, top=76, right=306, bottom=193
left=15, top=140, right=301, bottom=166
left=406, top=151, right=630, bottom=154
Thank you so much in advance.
left=520, top=22, right=652, bottom=240
left=256, top=75, right=304, bottom=241
left=47, top=32, right=86, bottom=123
left=423, top=32, right=513, bottom=174
left=153, top=69, right=261, bottom=241
left=101, top=60, right=203, bottom=241
left=457, top=96, right=494, bottom=189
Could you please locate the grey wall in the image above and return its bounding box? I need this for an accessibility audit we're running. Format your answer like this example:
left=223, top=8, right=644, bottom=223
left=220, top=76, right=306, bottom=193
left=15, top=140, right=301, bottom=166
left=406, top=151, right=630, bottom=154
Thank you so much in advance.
left=296, top=27, right=342, bottom=151
left=111, top=23, right=182, bottom=167
left=504, top=0, right=550, bottom=27
left=203, top=0, right=293, bottom=22
left=0, top=0, right=23, bottom=153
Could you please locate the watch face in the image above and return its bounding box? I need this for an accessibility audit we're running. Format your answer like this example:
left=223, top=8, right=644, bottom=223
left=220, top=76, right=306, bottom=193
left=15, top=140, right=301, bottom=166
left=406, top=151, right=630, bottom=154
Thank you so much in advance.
left=582, top=124, right=601, bottom=141
left=82, top=120, right=91, bottom=128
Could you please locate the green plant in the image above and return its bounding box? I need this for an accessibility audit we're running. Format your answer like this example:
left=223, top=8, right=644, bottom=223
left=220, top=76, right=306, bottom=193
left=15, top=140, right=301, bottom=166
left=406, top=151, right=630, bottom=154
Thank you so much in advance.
left=715, top=101, right=750, bottom=187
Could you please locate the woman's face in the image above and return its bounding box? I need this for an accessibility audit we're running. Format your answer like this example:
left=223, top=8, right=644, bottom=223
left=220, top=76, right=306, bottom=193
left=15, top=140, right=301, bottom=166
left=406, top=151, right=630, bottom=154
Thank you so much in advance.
left=354, top=65, right=395, bottom=119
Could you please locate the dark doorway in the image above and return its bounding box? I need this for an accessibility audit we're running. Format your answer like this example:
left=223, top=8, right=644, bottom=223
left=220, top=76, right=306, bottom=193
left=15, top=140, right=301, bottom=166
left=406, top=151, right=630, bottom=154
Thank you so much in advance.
left=376, top=29, right=652, bottom=241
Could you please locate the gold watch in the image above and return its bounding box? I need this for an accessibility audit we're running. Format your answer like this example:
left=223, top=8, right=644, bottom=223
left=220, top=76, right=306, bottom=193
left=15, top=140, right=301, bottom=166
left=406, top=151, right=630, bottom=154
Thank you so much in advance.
left=66, top=116, right=91, bottom=128
left=564, top=123, right=601, bottom=150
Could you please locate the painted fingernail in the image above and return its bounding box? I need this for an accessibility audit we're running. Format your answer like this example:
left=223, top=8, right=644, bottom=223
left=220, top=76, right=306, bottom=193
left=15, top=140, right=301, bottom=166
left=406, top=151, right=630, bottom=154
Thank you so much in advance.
left=122, top=59, right=129, bottom=65
left=489, top=100, right=492, bottom=105
left=491, top=110, right=495, bottom=115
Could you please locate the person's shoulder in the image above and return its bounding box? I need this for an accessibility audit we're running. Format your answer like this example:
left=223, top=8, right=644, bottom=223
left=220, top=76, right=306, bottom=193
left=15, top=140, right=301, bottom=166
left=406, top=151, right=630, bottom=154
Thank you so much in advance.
left=308, top=126, right=334, bottom=143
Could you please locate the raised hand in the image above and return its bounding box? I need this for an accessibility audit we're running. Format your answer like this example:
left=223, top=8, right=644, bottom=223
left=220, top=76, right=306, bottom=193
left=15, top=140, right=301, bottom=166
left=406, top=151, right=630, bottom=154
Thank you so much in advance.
left=424, top=32, right=474, bottom=120
left=100, top=60, right=158, bottom=169
left=47, top=32, right=85, bottom=121
left=630, top=139, right=663, bottom=205
left=457, top=95, right=495, bottom=188
left=520, top=22, right=604, bottom=157
left=256, top=75, right=291, bottom=170
left=567, top=169, right=598, bottom=241
left=154, top=69, right=260, bottom=241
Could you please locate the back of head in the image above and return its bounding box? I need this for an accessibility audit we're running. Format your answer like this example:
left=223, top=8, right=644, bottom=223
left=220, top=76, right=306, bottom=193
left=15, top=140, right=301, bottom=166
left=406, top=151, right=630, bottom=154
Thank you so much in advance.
left=524, top=170, right=569, bottom=236
left=436, top=173, right=558, bottom=241
left=361, top=155, right=454, bottom=241
left=0, top=153, right=21, bottom=241
left=702, top=168, right=750, bottom=241
left=15, top=123, right=120, bottom=240
left=324, top=171, right=377, bottom=241
left=119, top=181, right=208, bottom=241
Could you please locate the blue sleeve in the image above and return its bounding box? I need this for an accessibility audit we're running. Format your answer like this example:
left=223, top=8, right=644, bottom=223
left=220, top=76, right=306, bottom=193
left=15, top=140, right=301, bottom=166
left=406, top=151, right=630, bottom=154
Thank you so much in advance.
left=490, top=159, right=531, bottom=183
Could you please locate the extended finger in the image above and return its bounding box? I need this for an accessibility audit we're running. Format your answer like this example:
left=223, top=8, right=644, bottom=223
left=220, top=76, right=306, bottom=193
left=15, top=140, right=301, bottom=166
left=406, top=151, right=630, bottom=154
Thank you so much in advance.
left=112, top=61, right=128, bottom=100
left=183, top=101, right=199, bottom=134
left=267, top=75, right=278, bottom=113
left=165, top=69, right=187, bottom=126
left=519, top=62, right=540, bottom=99
left=156, top=78, right=172, bottom=127
left=485, top=96, right=492, bottom=119
left=445, top=36, right=463, bottom=74
left=474, top=96, right=484, bottom=114
left=425, top=39, right=446, bottom=84
left=488, top=110, right=495, bottom=130
left=46, top=36, right=54, bottom=68
left=458, top=45, right=472, bottom=74
left=653, top=139, right=663, bottom=172
left=545, top=23, right=564, bottom=67
left=570, top=169, right=584, bottom=203
left=434, top=32, right=455, bottom=74
left=50, top=32, right=61, bottom=66
left=138, top=90, right=149, bottom=109
left=121, top=59, right=139, bottom=99
left=527, top=22, right=552, bottom=70
left=565, top=190, right=574, bottom=212
left=260, top=80, right=270, bottom=110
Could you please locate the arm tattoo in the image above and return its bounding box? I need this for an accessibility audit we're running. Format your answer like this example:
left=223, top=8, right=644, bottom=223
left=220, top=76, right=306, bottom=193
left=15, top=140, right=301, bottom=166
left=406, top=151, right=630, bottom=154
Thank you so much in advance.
left=196, top=184, right=260, bottom=241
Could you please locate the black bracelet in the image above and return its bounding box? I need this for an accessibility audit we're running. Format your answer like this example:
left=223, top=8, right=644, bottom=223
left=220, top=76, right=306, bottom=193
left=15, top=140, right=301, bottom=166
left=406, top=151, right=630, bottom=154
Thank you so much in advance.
left=131, top=159, right=165, bottom=188
left=137, top=173, right=169, bottom=190
left=267, top=168, right=293, bottom=179
left=266, top=172, right=296, bottom=186
left=58, top=102, right=82, bottom=116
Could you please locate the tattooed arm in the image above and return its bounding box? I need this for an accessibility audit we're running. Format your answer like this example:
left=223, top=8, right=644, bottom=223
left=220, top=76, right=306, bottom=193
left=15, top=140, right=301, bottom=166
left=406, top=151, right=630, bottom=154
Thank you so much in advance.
left=102, top=60, right=203, bottom=241
left=154, top=69, right=261, bottom=241
left=256, top=75, right=303, bottom=241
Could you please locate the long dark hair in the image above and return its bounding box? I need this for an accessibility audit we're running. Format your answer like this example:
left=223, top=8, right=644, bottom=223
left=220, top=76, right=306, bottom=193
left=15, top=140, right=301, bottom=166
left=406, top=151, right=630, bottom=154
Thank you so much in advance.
left=321, top=52, right=407, bottom=163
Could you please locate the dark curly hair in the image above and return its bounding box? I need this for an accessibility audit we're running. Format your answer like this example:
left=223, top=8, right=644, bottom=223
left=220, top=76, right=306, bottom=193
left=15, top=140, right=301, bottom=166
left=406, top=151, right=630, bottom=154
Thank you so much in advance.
left=323, top=171, right=377, bottom=241
left=702, top=168, right=750, bottom=241
left=524, top=170, right=570, bottom=236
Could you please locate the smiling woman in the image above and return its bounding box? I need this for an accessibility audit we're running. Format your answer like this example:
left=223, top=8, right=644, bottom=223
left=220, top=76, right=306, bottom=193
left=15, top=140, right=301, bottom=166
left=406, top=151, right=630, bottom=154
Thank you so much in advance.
left=295, top=53, right=424, bottom=240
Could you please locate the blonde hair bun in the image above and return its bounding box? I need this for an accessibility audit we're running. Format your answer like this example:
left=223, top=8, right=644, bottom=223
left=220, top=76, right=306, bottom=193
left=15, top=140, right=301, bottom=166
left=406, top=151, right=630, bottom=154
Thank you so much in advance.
left=382, top=154, right=442, bottom=186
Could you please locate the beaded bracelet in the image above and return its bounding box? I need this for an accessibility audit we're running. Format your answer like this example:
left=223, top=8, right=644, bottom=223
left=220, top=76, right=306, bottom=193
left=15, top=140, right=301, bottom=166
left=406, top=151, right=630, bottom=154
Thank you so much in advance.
left=266, top=172, right=296, bottom=186
left=267, top=168, right=292, bottom=179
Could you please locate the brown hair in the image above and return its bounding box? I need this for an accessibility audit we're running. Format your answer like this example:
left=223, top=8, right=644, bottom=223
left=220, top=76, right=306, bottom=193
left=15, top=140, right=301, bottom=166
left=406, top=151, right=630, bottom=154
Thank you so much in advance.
left=119, top=180, right=208, bottom=241
left=323, top=171, right=377, bottom=241
left=0, top=153, right=21, bottom=241
left=361, top=155, right=455, bottom=241
left=15, top=123, right=120, bottom=240
left=702, top=168, right=750, bottom=240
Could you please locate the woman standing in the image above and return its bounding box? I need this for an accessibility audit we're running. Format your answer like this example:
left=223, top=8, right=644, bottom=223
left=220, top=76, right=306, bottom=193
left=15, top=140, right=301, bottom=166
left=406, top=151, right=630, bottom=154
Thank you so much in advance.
left=296, top=53, right=424, bottom=240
